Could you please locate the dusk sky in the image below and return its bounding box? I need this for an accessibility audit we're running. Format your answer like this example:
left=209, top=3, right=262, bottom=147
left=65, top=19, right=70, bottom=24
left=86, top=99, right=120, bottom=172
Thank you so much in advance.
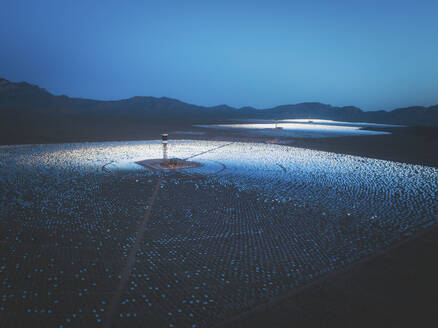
left=1, top=0, right=437, bottom=110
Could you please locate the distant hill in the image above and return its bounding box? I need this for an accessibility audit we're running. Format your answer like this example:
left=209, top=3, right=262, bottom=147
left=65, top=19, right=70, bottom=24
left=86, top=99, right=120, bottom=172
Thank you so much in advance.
left=1, top=78, right=437, bottom=144
left=261, top=103, right=438, bottom=126
left=0, top=78, right=253, bottom=121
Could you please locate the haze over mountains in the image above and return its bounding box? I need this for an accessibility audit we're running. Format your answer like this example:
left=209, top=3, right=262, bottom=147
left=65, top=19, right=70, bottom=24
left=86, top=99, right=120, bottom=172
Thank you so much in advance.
left=1, top=78, right=437, bottom=144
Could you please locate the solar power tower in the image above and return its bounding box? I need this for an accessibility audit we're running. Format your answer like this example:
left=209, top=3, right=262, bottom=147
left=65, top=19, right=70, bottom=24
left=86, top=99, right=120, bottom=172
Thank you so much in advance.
left=161, top=134, right=168, bottom=160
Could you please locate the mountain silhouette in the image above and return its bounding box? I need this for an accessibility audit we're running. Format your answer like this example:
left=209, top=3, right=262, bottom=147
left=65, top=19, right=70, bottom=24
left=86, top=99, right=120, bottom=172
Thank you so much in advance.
left=1, top=78, right=437, bottom=144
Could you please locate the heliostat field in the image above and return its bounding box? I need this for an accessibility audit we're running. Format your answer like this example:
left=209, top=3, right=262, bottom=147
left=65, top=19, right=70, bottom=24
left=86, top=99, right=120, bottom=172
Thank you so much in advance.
left=0, top=141, right=437, bottom=327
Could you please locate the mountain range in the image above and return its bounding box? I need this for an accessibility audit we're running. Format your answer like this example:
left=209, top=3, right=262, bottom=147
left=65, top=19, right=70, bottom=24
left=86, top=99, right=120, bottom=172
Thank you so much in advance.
left=1, top=78, right=437, bottom=144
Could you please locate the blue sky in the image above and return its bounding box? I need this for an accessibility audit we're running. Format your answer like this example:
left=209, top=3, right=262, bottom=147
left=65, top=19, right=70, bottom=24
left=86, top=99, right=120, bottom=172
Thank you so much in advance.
left=1, top=0, right=437, bottom=110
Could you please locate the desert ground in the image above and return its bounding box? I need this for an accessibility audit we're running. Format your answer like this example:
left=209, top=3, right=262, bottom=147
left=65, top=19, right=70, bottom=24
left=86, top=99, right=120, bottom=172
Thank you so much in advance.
left=0, top=123, right=437, bottom=327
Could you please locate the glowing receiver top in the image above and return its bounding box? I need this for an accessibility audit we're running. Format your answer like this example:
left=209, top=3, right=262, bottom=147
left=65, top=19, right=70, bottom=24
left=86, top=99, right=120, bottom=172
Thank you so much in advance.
left=161, top=133, right=168, bottom=144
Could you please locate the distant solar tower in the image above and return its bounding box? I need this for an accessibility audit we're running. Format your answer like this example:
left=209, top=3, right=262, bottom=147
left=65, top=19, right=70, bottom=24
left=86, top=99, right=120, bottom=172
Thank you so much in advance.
left=161, top=134, right=168, bottom=160
left=274, top=119, right=283, bottom=130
